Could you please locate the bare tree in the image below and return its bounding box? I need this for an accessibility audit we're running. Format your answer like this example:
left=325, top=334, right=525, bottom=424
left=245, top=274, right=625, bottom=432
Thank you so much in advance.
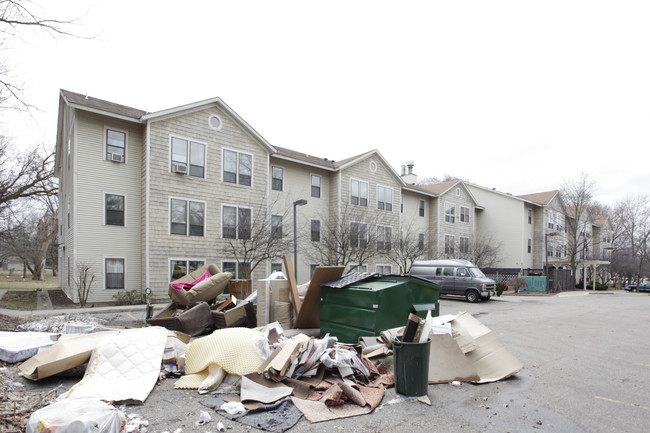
left=304, top=203, right=390, bottom=273
left=1, top=0, right=83, bottom=110
left=74, top=262, right=95, bottom=308
left=0, top=201, right=56, bottom=280
left=459, top=232, right=504, bottom=268
left=561, top=173, right=596, bottom=272
left=0, top=141, right=56, bottom=217
left=220, top=197, right=292, bottom=281
left=388, top=217, right=427, bottom=274
left=612, top=195, right=650, bottom=286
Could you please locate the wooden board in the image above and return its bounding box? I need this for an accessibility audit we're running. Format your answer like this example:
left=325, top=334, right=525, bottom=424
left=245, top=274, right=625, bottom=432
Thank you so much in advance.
left=283, top=255, right=301, bottom=317
left=293, top=266, right=345, bottom=329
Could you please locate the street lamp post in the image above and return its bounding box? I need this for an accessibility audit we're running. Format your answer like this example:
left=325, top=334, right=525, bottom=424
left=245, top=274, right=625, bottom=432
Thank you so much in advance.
left=545, top=232, right=559, bottom=292
left=293, top=199, right=308, bottom=282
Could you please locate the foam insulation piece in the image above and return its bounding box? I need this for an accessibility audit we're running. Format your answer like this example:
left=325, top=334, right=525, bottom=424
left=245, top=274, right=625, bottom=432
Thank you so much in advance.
left=175, top=328, right=265, bottom=389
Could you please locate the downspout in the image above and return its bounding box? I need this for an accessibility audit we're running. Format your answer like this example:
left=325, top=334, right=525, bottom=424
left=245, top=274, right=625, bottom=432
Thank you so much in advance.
left=145, top=122, right=151, bottom=290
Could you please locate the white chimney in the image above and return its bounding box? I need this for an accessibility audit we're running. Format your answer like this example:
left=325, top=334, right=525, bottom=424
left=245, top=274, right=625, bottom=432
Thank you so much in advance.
left=401, top=161, right=417, bottom=185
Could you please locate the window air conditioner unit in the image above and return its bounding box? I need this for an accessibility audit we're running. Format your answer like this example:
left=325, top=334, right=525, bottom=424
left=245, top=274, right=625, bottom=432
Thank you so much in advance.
left=172, top=163, right=188, bottom=174
left=108, top=152, right=124, bottom=163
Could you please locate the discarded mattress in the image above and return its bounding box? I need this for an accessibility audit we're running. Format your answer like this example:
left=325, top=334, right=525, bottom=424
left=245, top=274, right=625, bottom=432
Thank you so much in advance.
left=175, top=327, right=265, bottom=389
left=62, top=326, right=168, bottom=404
left=0, top=331, right=59, bottom=363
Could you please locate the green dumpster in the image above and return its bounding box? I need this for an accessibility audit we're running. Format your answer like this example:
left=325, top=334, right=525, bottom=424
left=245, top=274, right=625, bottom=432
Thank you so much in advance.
left=320, top=274, right=441, bottom=343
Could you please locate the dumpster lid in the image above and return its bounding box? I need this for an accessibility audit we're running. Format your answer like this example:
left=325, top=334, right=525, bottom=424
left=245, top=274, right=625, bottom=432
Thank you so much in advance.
left=411, top=303, right=438, bottom=317
left=321, top=272, right=377, bottom=289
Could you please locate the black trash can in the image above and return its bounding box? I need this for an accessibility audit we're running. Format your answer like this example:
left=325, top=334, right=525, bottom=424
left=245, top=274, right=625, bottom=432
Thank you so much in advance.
left=392, top=336, right=431, bottom=397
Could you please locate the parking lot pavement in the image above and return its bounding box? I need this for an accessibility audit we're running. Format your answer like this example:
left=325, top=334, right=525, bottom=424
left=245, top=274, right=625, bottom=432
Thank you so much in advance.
left=5, top=291, right=649, bottom=432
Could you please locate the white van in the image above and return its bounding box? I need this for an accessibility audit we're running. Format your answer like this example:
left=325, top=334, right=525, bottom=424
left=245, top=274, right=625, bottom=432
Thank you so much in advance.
left=409, top=259, right=496, bottom=302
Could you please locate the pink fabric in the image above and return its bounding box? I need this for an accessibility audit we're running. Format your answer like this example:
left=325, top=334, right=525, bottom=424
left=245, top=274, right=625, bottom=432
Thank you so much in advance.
left=171, top=269, right=212, bottom=292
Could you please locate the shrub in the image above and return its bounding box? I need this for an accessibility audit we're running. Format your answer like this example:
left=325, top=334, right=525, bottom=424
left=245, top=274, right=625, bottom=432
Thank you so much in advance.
left=112, top=289, right=146, bottom=305
left=496, top=282, right=507, bottom=296
left=507, top=277, right=528, bottom=293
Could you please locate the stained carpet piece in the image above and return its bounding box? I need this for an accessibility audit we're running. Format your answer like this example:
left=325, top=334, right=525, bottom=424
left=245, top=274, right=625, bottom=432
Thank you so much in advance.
left=202, top=395, right=302, bottom=433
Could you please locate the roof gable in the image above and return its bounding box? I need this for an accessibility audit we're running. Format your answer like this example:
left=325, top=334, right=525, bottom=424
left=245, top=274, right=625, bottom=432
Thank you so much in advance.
left=60, top=89, right=148, bottom=122
left=517, top=190, right=558, bottom=206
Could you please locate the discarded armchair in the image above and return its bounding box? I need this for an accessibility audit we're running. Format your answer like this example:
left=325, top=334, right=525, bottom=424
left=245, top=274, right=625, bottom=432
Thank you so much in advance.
left=168, top=264, right=232, bottom=304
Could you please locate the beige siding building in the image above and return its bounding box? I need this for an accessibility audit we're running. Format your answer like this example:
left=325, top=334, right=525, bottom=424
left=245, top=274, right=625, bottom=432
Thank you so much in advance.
left=55, top=90, right=610, bottom=303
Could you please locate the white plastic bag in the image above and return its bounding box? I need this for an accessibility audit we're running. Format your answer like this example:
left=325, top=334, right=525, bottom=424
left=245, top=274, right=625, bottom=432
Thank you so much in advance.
left=27, top=398, right=126, bottom=433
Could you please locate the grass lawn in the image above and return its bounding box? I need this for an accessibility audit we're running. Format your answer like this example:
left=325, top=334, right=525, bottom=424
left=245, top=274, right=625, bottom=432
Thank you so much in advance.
left=0, top=290, right=37, bottom=310
left=0, top=273, right=58, bottom=290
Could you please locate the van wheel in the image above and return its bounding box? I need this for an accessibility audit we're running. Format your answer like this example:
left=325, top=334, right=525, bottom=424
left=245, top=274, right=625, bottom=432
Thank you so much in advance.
left=465, top=290, right=480, bottom=303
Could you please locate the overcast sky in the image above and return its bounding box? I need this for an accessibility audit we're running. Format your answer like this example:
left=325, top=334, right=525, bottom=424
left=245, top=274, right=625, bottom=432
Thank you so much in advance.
left=4, top=0, right=649, bottom=206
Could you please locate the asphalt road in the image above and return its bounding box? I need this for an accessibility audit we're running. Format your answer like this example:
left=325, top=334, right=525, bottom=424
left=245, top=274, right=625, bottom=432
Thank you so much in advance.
left=11, top=291, right=650, bottom=433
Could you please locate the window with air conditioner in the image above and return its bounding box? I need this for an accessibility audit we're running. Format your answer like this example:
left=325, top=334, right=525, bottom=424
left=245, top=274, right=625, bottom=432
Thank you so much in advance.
left=106, top=129, right=126, bottom=163
left=171, top=136, right=205, bottom=177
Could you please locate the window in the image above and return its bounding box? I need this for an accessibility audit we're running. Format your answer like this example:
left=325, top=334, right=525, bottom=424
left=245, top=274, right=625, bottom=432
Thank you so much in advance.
left=443, top=267, right=454, bottom=276
left=547, top=242, right=554, bottom=257
left=170, top=259, right=204, bottom=281
left=376, top=265, right=392, bottom=274
left=445, top=203, right=456, bottom=223
left=223, top=149, right=252, bottom=186
left=350, top=222, right=368, bottom=248
left=271, top=215, right=283, bottom=239
left=528, top=209, right=532, bottom=224
left=419, top=200, right=425, bottom=217
left=105, top=258, right=125, bottom=289
left=311, top=219, right=321, bottom=242
left=350, top=264, right=367, bottom=273
left=222, top=261, right=251, bottom=279
left=460, top=206, right=470, bottom=223
left=171, top=136, right=205, bottom=177
left=106, top=129, right=125, bottom=162
left=105, top=193, right=125, bottom=226
left=556, top=214, right=564, bottom=231
left=528, top=238, right=532, bottom=253
left=377, top=186, right=393, bottom=211
left=271, top=262, right=283, bottom=274
left=170, top=198, right=205, bottom=236
left=418, top=233, right=425, bottom=250
left=459, top=236, right=469, bottom=254
left=311, top=175, right=321, bottom=198
left=377, top=225, right=392, bottom=251
left=445, top=235, right=455, bottom=255
left=222, top=205, right=251, bottom=239
left=272, top=166, right=283, bottom=191
left=457, top=268, right=468, bottom=277
left=547, top=211, right=554, bottom=229
left=309, top=264, right=319, bottom=278
left=350, top=179, right=368, bottom=207
left=555, top=245, right=562, bottom=257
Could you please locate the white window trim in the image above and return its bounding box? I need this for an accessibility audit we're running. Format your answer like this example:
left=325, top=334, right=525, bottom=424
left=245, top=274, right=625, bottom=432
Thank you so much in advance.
left=444, top=234, right=455, bottom=254
left=376, top=224, right=393, bottom=251
left=169, top=196, right=208, bottom=237
left=460, top=206, right=470, bottom=223
left=350, top=221, right=368, bottom=248
left=221, top=203, right=253, bottom=239
left=103, top=256, right=127, bottom=290
left=350, top=178, right=369, bottom=207
left=377, top=184, right=393, bottom=212
left=104, top=126, right=128, bottom=163
left=104, top=191, right=127, bottom=227
left=221, top=259, right=250, bottom=279
left=311, top=174, right=322, bottom=198
left=169, top=134, right=208, bottom=178
left=271, top=165, right=284, bottom=191
left=376, top=264, right=392, bottom=274
left=222, top=147, right=254, bottom=186
left=168, top=258, right=206, bottom=283
left=445, top=202, right=456, bottom=223
left=310, top=218, right=321, bottom=242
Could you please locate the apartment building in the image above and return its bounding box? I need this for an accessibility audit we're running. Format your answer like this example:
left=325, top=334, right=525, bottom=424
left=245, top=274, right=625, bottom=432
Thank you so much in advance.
left=55, top=90, right=608, bottom=303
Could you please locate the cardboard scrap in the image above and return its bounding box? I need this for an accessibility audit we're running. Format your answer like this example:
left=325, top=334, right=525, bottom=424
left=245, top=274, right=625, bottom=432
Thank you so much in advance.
left=431, top=312, right=524, bottom=383
left=292, top=266, right=345, bottom=329
left=260, top=334, right=311, bottom=381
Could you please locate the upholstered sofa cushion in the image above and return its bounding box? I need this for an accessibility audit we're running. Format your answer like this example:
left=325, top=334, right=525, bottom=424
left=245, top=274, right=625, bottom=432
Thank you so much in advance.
left=168, top=264, right=232, bottom=304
